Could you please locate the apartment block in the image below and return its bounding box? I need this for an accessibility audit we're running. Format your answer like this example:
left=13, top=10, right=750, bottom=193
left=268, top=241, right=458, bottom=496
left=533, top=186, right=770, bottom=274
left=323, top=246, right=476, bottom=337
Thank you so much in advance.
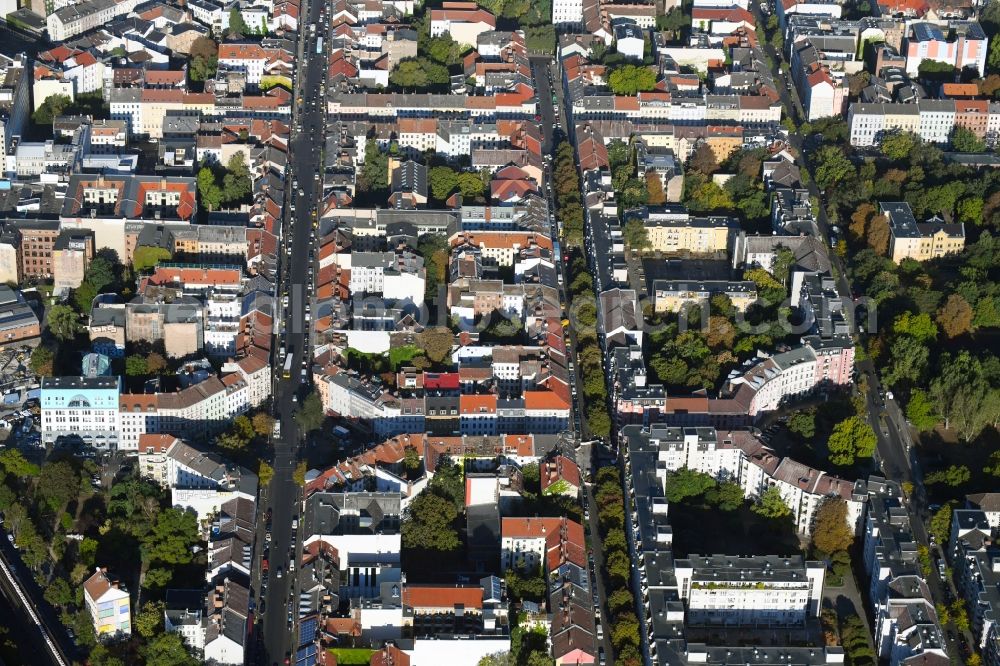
left=863, top=478, right=948, bottom=665
left=949, top=509, right=1000, bottom=666
left=41, top=376, right=121, bottom=448
left=674, top=554, right=825, bottom=626
left=623, top=425, right=867, bottom=536
left=632, top=207, right=737, bottom=255
left=0, top=54, right=30, bottom=166
left=83, top=567, right=131, bottom=637
left=652, top=280, right=758, bottom=313
left=904, top=21, right=988, bottom=77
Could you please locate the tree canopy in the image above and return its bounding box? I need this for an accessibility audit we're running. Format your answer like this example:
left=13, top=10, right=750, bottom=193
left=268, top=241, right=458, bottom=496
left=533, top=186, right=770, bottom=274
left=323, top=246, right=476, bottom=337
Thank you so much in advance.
left=607, top=65, right=657, bottom=95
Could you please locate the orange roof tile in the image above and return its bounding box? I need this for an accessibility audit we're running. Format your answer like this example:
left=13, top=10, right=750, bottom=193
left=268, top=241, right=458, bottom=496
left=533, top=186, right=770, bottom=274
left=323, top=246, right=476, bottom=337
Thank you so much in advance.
left=402, top=585, right=483, bottom=610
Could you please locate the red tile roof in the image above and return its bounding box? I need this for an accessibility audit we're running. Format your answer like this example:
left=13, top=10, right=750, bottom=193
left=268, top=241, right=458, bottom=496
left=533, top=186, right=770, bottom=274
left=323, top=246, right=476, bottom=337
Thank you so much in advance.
left=402, top=585, right=483, bottom=610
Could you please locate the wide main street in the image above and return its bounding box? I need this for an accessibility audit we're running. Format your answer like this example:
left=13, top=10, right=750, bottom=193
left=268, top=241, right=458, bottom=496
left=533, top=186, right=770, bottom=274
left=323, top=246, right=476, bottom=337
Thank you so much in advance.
left=253, top=0, right=329, bottom=662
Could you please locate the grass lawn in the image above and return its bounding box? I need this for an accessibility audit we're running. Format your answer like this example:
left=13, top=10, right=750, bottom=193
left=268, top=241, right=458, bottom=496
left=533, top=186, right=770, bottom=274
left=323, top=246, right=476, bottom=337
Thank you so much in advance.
left=669, top=501, right=802, bottom=558
left=328, top=648, right=376, bottom=665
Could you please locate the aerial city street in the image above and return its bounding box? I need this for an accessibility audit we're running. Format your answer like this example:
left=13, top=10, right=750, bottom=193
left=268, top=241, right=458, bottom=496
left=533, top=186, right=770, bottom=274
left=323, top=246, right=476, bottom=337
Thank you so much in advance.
left=0, top=0, right=997, bottom=664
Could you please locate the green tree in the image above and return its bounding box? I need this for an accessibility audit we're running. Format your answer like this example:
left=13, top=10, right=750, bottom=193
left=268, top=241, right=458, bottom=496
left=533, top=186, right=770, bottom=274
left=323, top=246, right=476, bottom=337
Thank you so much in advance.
left=607, top=139, right=629, bottom=169
left=425, top=34, right=467, bottom=65
left=906, top=389, right=940, bottom=432
left=134, top=601, right=164, bottom=639
left=29, top=344, right=54, bottom=376
left=32, top=94, right=72, bottom=125
left=359, top=139, right=389, bottom=193
left=38, top=460, right=80, bottom=512
left=883, top=336, right=929, bottom=386
left=132, top=246, right=172, bottom=271
left=880, top=132, right=918, bottom=160
left=294, top=391, right=325, bottom=433
left=216, top=431, right=249, bottom=451
left=930, top=351, right=991, bottom=440
left=221, top=152, right=252, bottom=204
left=258, top=460, right=274, bottom=487
left=606, top=549, right=631, bottom=584
left=958, top=196, right=985, bottom=225
left=73, top=281, right=97, bottom=314
left=607, top=64, right=657, bottom=95
left=827, top=416, right=877, bottom=466
left=402, top=490, right=460, bottom=551
left=47, top=304, right=80, bottom=340
left=611, top=611, right=641, bottom=651
left=623, top=218, right=650, bottom=251
left=951, top=126, right=986, bottom=153
left=144, top=567, right=172, bottom=589
left=85, top=256, right=116, bottom=293
left=752, top=486, right=792, bottom=519
left=812, top=499, right=855, bottom=554
left=664, top=468, right=715, bottom=503
left=586, top=405, right=611, bottom=438
left=951, top=599, right=970, bottom=631
left=812, top=145, right=855, bottom=191
left=197, top=166, right=223, bottom=211
left=429, top=166, right=459, bottom=201
left=924, top=465, right=970, bottom=487
left=145, top=508, right=199, bottom=566
left=892, top=311, right=938, bottom=342
left=505, top=570, right=547, bottom=601
left=227, top=8, right=249, bottom=37
left=251, top=412, right=276, bottom=437
left=292, top=460, right=308, bottom=486
left=403, top=445, right=422, bottom=474
left=656, top=6, right=690, bottom=38
left=705, top=481, right=745, bottom=511
left=788, top=409, right=816, bottom=439
left=608, top=588, right=635, bottom=616
left=142, top=632, right=199, bottom=666
left=928, top=502, right=955, bottom=546
left=0, top=449, right=39, bottom=478
left=125, top=355, right=148, bottom=376
left=43, top=577, right=73, bottom=608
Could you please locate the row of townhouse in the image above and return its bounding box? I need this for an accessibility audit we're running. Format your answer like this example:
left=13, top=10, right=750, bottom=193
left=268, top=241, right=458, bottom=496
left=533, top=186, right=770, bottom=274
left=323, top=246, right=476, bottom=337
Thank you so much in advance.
left=186, top=0, right=301, bottom=35
left=562, top=86, right=785, bottom=127
left=947, top=496, right=1000, bottom=666
left=848, top=98, right=1000, bottom=146
left=622, top=424, right=867, bottom=537
left=109, top=86, right=292, bottom=139
left=862, top=478, right=950, bottom=666
left=40, top=354, right=269, bottom=449
left=315, top=370, right=572, bottom=438
left=46, top=0, right=142, bottom=41
left=326, top=91, right=537, bottom=121
left=303, top=431, right=563, bottom=497
left=622, top=421, right=850, bottom=665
